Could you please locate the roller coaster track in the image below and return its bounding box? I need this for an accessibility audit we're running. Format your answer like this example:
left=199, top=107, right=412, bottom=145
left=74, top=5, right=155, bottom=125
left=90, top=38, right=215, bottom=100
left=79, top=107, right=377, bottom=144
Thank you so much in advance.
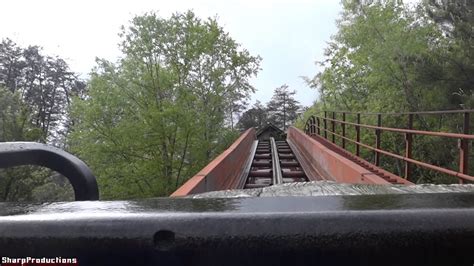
left=173, top=109, right=474, bottom=196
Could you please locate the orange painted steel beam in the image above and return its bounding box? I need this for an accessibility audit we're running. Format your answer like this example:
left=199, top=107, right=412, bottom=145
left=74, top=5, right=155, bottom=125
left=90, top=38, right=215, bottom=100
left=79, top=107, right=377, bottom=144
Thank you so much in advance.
left=288, top=127, right=412, bottom=185
left=171, top=128, right=256, bottom=197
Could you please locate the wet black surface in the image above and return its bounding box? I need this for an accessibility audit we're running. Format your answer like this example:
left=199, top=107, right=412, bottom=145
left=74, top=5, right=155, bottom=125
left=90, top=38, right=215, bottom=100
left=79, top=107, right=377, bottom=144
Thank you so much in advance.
left=1, top=193, right=474, bottom=265
left=1, top=192, right=474, bottom=217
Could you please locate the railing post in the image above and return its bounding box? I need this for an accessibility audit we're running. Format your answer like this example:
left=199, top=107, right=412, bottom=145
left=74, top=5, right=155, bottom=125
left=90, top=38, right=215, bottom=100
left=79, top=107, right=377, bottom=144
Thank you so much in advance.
left=312, top=116, right=317, bottom=135
left=459, top=112, right=470, bottom=184
left=375, top=114, right=382, bottom=166
left=356, top=113, right=361, bottom=156
left=308, top=116, right=313, bottom=135
left=331, top=112, right=336, bottom=143
left=342, top=112, right=346, bottom=149
left=324, top=111, right=328, bottom=139
left=316, top=117, right=321, bottom=135
left=405, top=114, right=413, bottom=180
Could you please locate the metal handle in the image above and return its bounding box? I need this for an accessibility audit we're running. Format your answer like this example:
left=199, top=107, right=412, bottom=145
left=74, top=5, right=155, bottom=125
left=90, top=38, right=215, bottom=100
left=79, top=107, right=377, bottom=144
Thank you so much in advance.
left=0, top=142, right=99, bottom=201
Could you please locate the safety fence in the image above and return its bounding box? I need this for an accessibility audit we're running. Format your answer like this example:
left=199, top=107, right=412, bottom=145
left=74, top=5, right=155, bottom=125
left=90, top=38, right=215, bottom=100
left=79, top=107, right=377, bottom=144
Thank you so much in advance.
left=305, top=110, right=474, bottom=183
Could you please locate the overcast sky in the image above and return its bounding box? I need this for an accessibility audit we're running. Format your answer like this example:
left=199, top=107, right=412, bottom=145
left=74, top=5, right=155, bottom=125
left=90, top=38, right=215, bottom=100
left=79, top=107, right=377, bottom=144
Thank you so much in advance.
left=0, top=0, right=342, bottom=107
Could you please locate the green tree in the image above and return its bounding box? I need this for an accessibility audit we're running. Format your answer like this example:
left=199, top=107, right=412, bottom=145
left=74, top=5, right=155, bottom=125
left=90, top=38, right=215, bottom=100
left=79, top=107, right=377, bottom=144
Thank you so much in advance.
left=0, top=87, right=33, bottom=141
left=0, top=39, right=85, bottom=145
left=424, top=0, right=474, bottom=108
left=0, top=87, right=73, bottom=202
left=267, top=85, right=301, bottom=130
left=0, top=38, right=81, bottom=202
left=70, top=11, right=260, bottom=199
left=0, top=39, right=24, bottom=93
left=236, top=100, right=268, bottom=131
left=309, top=0, right=448, bottom=113
left=301, top=0, right=474, bottom=183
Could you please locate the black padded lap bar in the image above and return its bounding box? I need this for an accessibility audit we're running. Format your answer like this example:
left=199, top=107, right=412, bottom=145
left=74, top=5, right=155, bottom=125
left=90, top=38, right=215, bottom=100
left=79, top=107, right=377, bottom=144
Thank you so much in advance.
left=0, top=194, right=474, bottom=265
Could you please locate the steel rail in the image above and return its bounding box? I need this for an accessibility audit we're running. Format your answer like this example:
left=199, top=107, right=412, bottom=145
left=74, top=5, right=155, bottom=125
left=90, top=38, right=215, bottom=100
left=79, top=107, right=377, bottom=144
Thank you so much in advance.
left=270, top=137, right=283, bottom=185
left=310, top=126, right=474, bottom=182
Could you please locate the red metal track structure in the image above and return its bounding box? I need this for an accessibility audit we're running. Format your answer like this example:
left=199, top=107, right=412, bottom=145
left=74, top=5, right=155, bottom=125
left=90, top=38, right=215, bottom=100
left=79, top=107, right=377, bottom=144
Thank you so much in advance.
left=172, top=110, right=474, bottom=196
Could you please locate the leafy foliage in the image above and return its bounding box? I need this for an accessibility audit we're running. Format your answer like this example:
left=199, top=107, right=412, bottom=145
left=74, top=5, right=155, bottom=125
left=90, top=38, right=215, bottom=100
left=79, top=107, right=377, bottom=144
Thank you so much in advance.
left=236, top=101, right=268, bottom=131
left=266, top=85, right=301, bottom=130
left=0, top=39, right=86, bottom=145
left=0, top=39, right=82, bottom=202
left=236, top=85, right=302, bottom=132
left=299, top=0, right=474, bottom=184
left=69, top=11, right=260, bottom=199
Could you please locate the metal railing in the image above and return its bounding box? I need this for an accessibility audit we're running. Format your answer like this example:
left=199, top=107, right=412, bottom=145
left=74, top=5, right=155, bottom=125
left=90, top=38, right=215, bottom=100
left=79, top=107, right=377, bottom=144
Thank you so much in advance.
left=304, top=110, right=474, bottom=183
